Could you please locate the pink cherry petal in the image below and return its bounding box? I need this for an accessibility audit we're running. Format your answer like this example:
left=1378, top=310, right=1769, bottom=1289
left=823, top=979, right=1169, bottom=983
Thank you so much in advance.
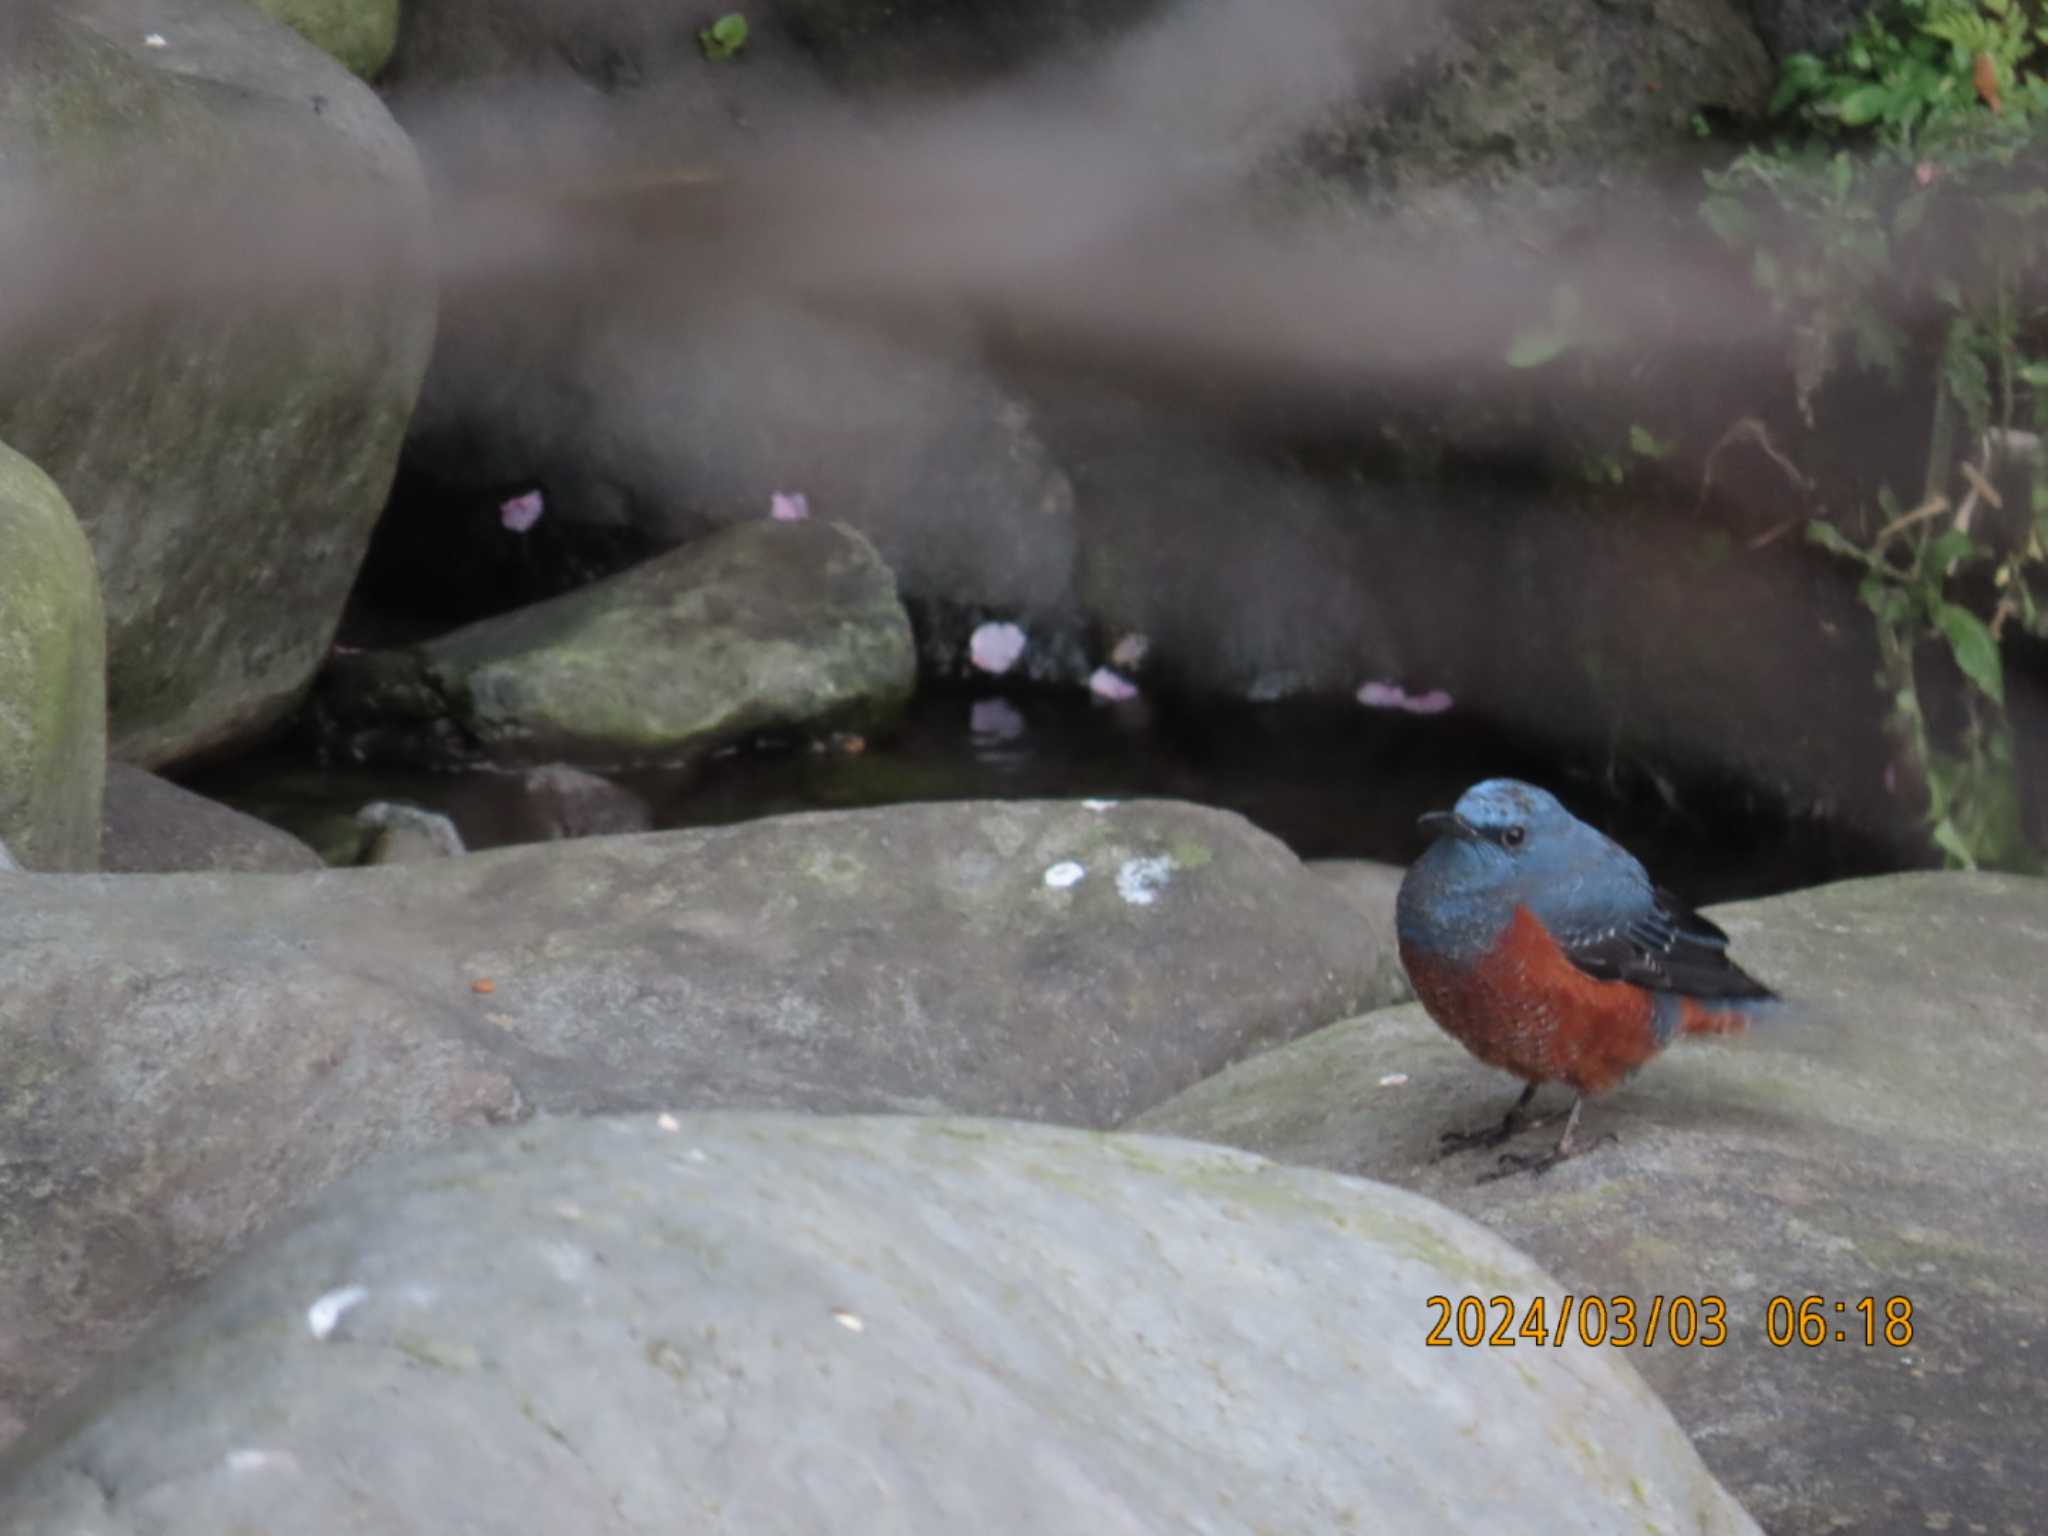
left=1088, top=667, right=1140, bottom=702
left=969, top=621, right=1028, bottom=675
left=499, top=490, right=545, bottom=533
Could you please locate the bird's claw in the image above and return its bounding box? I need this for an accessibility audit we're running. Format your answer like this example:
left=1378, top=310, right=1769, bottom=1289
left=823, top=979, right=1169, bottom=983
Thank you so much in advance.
left=1475, top=1131, right=1618, bottom=1184
left=1435, top=1120, right=1521, bottom=1157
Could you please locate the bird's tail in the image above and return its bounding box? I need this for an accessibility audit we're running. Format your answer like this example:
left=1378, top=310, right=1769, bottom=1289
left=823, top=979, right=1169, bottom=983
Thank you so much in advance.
left=1678, top=997, right=1769, bottom=1037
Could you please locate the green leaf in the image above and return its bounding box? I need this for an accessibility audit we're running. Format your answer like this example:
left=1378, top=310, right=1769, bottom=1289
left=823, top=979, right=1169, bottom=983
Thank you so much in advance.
left=1700, top=195, right=1754, bottom=245
left=699, top=12, right=749, bottom=58
left=1810, top=519, right=1876, bottom=564
left=1936, top=601, right=2005, bottom=704
left=1505, top=328, right=1569, bottom=369
left=1834, top=84, right=1892, bottom=125
left=1930, top=817, right=1978, bottom=869
left=1922, top=527, right=1981, bottom=574
left=2019, top=361, right=2048, bottom=387
left=1628, top=424, right=1675, bottom=459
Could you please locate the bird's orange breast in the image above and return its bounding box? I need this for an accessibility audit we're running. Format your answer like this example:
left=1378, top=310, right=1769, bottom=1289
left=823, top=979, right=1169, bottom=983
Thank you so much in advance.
left=1400, top=904, right=1664, bottom=1097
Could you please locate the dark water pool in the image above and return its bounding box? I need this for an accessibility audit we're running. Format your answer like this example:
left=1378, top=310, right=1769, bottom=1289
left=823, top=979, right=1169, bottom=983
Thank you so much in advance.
left=188, top=687, right=1905, bottom=905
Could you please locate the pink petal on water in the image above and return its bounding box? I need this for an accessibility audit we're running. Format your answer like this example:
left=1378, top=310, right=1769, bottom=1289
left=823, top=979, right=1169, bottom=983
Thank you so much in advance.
left=969, top=621, right=1027, bottom=675
left=499, top=490, right=545, bottom=533
left=770, top=491, right=811, bottom=522
left=1401, top=689, right=1454, bottom=715
left=1089, top=667, right=1139, bottom=702
left=970, top=697, right=1026, bottom=740
left=1355, top=680, right=1406, bottom=709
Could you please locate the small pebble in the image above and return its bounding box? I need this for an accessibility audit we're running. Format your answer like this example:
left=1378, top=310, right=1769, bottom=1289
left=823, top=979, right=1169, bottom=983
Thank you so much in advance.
left=1044, top=861, right=1086, bottom=889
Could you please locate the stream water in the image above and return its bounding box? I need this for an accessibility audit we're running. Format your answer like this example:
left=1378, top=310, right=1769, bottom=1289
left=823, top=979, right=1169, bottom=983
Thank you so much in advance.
left=188, top=686, right=1903, bottom=905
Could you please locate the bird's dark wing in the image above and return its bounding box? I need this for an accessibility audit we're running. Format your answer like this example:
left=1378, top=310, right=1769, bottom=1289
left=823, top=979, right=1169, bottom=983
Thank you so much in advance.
left=1562, top=887, right=1777, bottom=1000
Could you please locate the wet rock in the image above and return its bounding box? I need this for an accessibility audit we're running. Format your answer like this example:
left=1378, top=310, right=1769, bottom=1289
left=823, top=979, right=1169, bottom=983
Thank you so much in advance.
left=100, top=764, right=324, bottom=875
left=515, top=763, right=653, bottom=839
left=318, top=520, right=916, bottom=769
left=0, top=1115, right=1761, bottom=1535
left=0, top=797, right=1398, bottom=1431
left=0, top=0, right=434, bottom=765
left=0, top=439, right=104, bottom=872
left=1134, top=872, right=2048, bottom=1536
left=355, top=800, right=467, bottom=863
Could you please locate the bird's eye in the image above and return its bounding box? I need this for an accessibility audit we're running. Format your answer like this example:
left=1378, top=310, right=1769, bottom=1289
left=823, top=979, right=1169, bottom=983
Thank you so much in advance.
left=1502, top=825, right=1527, bottom=849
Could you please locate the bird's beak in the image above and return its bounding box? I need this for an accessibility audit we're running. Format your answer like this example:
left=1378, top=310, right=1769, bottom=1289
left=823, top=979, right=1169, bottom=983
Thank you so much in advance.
left=1417, top=810, right=1480, bottom=842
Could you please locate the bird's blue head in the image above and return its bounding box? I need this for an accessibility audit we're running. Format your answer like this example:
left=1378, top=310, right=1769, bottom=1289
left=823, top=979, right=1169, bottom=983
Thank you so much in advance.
left=1394, top=779, right=1651, bottom=962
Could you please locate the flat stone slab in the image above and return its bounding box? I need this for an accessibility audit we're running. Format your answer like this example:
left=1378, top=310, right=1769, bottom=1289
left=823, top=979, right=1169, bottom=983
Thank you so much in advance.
left=0, top=1114, right=1760, bottom=1534
left=0, top=798, right=1397, bottom=1435
left=1135, top=871, right=2048, bottom=1536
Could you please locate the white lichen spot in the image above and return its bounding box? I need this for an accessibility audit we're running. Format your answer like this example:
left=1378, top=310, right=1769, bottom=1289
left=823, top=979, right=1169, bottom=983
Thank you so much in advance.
left=832, top=1309, right=866, bottom=1333
left=657, top=1112, right=681, bottom=1133
left=541, top=1240, right=593, bottom=1283
left=143, top=32, right=168, bottom=47
left=1115, top=856, right=1177, bottom=906
left=1043, top=861, right=1085, bottom=889
left=1082, top=799, right=1118, bottom=812
left=1378, top=1072, right=1410, bottom=1087
left=306, top=1284, right=368, bottom=1341
left=225, top=1449, right=299, bottom=1476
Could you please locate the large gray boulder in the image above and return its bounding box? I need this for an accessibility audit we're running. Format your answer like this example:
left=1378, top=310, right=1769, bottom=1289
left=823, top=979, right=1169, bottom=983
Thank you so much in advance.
left=248, top=0, right=399, bottom=77
left=0, top=1114, right=1762, bottom=1534
left=99, top=764, right=324, bottom=875
left=1135, top=872, right=2048, bottom=1536
left=316, top=519, right=916, bottom=767
left=0, top=439, right=104, bottom=872
left=0, top=798, right=1398, bottom=1434
left=0, top=0, right=434, bottom=765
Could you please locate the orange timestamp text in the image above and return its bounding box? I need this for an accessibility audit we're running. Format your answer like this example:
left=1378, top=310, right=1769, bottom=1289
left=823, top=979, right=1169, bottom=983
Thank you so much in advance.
left=1424, top=1293, right=1915, bottom=1348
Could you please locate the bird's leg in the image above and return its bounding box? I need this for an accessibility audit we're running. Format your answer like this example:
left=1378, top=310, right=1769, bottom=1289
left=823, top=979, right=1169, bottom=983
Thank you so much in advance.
left=1436, top=1081, right=1542, bottom=1157
left=1478, top=1095, right=1618, bottom=1182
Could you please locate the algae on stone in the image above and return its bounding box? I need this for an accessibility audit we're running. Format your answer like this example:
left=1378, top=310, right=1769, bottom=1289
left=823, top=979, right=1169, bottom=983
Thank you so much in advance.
left=248, top=0, right=401, bottom=79
left=0, top=4, right=434, bottom=766
left=0, top=438, right=104, bottom=871
left=319, top=520, right=917, bottom=768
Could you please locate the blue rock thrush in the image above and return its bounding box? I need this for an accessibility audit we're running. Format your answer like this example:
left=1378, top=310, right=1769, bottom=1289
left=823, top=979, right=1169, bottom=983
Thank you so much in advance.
left=1396, top=779, right=1776, bottom=1179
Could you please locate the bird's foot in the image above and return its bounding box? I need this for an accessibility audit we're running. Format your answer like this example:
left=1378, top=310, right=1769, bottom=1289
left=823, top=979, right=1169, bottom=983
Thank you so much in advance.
left=1435, top=1083, right=1547, bottom=1160
left=1436, top=1117, right=1536, bottom=1157
left=1476, top=1131, right=1618, bottom=1183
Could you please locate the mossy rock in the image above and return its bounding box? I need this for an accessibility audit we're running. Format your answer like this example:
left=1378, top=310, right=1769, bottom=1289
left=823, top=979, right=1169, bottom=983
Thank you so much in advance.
left=0, top=3, right=434, bottom=767
left=0, top=438, right=105, bottom=871
left=248, top=0, right=401, bottom=79
left=317, top=520, right=919, bottom=768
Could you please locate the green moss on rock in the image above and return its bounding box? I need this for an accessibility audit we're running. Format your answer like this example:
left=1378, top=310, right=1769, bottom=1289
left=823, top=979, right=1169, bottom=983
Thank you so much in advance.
left=0, top=438, right=105, bottom=871
left=249, top=0, right=401, bottom=79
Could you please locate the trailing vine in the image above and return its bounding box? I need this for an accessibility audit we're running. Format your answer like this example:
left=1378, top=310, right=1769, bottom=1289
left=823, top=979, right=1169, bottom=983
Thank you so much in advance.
left=1701, top=0, right=2048, bottom=868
